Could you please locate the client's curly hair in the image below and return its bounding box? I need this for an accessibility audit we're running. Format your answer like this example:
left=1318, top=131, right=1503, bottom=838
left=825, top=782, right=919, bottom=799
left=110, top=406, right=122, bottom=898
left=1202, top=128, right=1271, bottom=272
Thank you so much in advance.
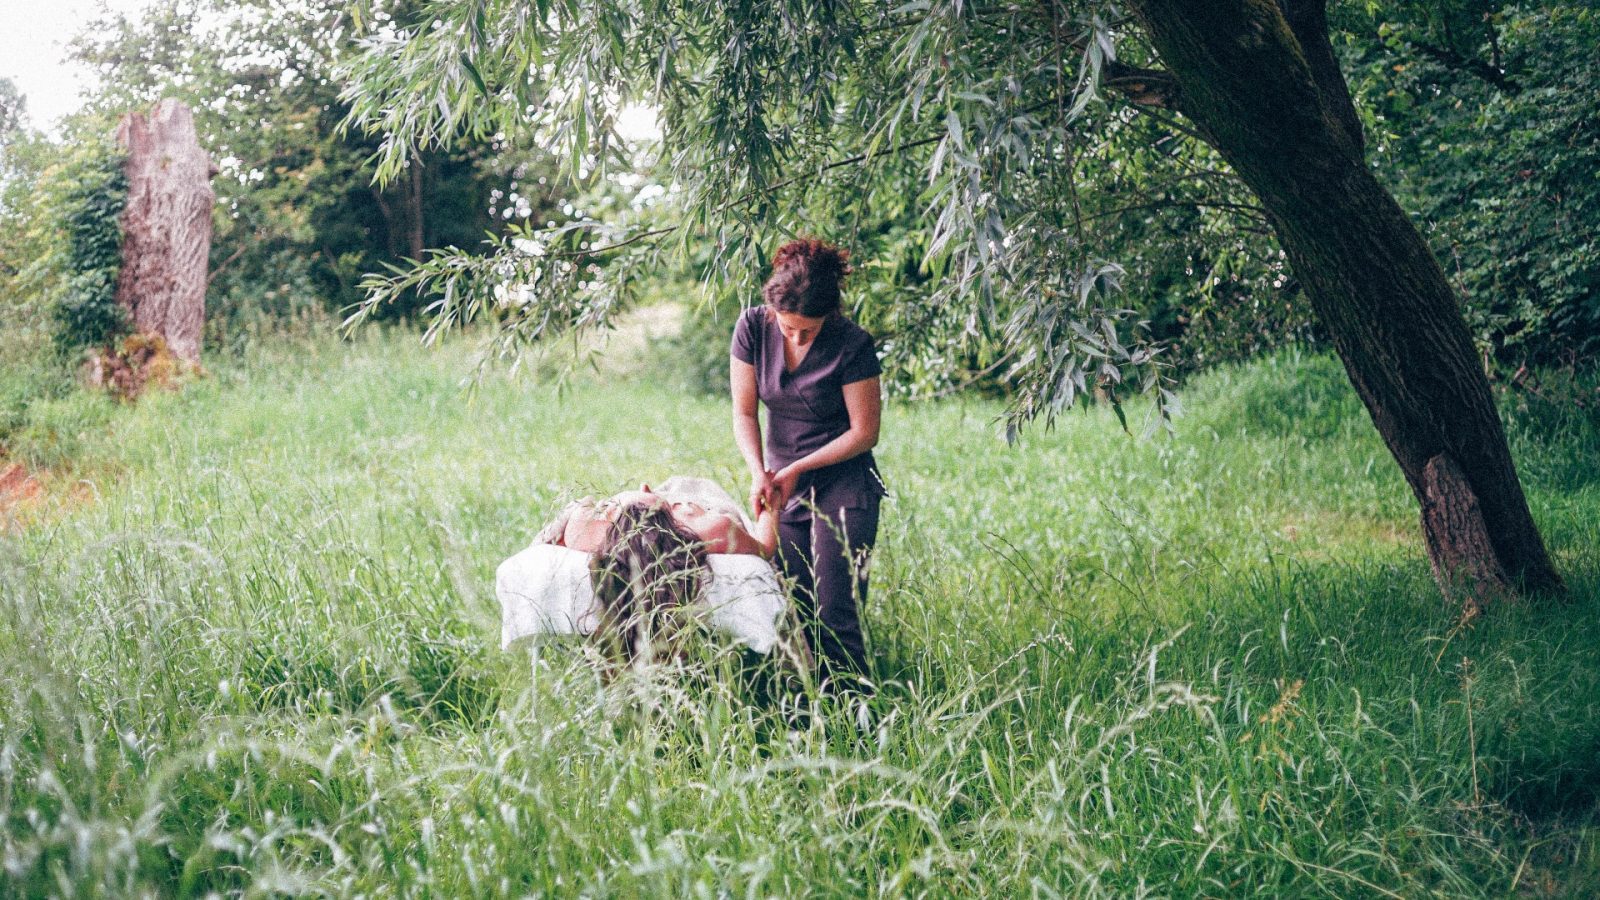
left=589, top=501, right=709, bottom=666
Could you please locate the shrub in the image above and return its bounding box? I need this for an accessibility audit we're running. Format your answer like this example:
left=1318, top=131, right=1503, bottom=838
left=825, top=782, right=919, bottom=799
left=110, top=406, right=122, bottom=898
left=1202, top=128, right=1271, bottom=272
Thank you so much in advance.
left=49, top=136, right=129, bottom=352
left=1183, top=348, right=1368, bottom=441
left=0, top=127, right=126, bottom=457
left=1345, top=5, right=1600, bottom=368
left=2, top=388, right=117, bottom=470
left=656, top=293, right=739, bottom=396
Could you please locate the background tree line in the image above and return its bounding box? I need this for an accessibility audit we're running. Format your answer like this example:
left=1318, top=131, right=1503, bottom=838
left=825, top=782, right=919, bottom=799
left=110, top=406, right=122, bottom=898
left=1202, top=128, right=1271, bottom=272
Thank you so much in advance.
left=3, top=2, right=1594, bottom=381
left=1, top=0, right=600, bottom=345
left=0, top=0, right=626, bottom=456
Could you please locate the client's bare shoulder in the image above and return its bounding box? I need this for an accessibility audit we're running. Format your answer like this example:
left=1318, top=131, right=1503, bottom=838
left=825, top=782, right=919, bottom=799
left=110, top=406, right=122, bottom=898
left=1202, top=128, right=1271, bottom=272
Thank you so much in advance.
left=533, top=497, right=610, bottom=553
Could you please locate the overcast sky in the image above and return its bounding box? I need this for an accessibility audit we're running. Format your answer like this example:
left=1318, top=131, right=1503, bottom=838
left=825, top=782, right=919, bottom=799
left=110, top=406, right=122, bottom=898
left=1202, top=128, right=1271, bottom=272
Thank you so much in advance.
left=0, top=0, right=157, bottom=134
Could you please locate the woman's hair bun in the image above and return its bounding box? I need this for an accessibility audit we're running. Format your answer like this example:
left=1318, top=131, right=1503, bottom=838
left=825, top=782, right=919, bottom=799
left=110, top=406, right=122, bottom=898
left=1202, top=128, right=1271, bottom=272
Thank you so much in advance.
left=763, top=238, right=852, bottom=317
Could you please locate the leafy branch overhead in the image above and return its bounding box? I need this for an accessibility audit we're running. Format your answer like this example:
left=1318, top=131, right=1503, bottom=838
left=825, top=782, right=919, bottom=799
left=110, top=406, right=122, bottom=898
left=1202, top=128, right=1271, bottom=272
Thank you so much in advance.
left=339, top=0, right=1198, bottom=430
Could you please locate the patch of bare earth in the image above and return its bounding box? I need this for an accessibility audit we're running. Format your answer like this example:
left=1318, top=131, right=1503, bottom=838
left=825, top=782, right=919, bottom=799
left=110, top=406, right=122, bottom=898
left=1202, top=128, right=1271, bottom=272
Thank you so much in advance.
left=0, top=460, right=44, bottom=524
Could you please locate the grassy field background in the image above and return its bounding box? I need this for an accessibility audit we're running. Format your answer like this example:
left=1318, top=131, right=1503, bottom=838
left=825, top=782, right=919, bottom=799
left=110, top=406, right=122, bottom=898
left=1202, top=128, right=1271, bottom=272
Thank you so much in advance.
left=3, top=326, right=1598, bottom=896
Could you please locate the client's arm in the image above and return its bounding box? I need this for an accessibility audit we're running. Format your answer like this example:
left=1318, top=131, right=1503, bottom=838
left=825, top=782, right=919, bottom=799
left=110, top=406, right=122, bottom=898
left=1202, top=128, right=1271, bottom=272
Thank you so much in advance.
left=700, top=502, right=780, bottom=558
left=751, top=502, right=779, bottom=558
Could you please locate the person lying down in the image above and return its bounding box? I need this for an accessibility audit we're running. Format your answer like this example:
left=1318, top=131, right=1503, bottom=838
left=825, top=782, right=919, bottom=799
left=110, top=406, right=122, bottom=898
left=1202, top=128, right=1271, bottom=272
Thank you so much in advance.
left=496, top=476, right=796, bottom=668
left=535, top=477, right=779, bottom=557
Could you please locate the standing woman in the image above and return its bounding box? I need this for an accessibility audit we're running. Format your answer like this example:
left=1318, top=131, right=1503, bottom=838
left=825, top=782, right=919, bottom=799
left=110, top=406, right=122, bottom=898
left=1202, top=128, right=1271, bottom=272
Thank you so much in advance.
left=730, top=238, right=887, bottom=686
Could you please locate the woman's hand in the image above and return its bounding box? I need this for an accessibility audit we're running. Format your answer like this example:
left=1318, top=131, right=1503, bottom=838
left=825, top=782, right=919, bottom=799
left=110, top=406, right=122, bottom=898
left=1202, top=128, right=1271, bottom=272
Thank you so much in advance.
left=751, top=491, right=781, bottom=557
left=770, top=466, right=801, bottom=510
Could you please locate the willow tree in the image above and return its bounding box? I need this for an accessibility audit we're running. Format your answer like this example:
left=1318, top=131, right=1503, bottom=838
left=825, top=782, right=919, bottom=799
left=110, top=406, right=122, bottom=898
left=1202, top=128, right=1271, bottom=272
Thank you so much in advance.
left=340, top=0, right=1562, bottom=604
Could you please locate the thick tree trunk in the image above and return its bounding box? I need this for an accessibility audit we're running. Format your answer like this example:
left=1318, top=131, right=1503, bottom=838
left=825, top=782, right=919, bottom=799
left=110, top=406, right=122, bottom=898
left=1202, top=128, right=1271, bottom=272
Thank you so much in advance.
left=114, top=99, right=215, bottom=364
left=1128, top=0, right=1562, bottom=602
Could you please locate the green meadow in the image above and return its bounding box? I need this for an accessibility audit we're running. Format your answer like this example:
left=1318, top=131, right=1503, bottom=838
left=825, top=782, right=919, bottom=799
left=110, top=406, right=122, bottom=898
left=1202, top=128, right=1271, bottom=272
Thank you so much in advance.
left=3, top=328, right=1597, bottom=896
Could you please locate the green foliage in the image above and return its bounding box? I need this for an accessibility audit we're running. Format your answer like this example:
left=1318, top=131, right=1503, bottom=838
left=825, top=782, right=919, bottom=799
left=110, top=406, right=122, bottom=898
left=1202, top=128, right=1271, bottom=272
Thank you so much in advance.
left=1499, top=368, right=1600, bottom=494
left=1343, top=3, right=1600, bottom=367
left=336, top=0, right=1600, bottom=408
left=338, top=0, right=1181, bottom=426
left=0, top=88, right=83, bottom=455
left=1, top=112, right=63, bottom=319
left=48, top=139, right=129, bottom=351
left=0, top=77, right=24, bottom=150
left=655, top=292, right=739, bottom=397
left=0, top=342, right=75, bottom=450
left=2, top=333, right=1596, bottom=893
left=1, top=388, right=119, bottom=471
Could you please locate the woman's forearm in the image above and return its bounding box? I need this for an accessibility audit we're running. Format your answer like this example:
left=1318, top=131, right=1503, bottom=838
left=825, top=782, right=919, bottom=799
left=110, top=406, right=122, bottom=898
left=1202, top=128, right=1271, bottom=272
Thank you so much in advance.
left=733, top=412, right=766, bottom=476
left=783, top=427, right=876, bottom=477
left=730, top=359, right=766, bottom=476
left=783, top=375, right=881, bottom=478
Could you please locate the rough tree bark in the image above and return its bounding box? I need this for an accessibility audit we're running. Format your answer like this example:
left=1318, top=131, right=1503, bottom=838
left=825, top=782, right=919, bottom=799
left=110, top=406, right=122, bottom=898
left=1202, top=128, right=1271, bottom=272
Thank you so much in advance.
left=1126, top=0, right=1563, bottom=603
left=114, top=99, right=215, bottom=364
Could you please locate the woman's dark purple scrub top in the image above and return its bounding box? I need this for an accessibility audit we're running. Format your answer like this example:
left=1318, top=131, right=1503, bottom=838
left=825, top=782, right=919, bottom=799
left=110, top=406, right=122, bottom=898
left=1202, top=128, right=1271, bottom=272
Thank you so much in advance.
left=731, top=306, right=888, bottom=521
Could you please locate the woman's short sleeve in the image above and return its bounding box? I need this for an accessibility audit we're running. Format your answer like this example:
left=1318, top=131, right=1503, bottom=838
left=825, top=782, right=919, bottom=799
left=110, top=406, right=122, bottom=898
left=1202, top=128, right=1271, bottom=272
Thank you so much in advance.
left=838, top=328, right=882, bottom=385
left=730, top=307, right=760, bottom=364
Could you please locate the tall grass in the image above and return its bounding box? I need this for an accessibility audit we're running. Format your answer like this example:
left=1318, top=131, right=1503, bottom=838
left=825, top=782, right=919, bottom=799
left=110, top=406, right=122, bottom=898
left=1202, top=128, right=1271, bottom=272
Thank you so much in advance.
left=2, top=332, right=1597, bottom=896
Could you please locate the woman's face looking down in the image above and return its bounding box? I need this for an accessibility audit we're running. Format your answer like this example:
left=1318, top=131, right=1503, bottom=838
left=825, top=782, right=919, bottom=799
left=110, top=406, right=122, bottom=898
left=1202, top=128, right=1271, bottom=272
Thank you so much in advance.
left=773, top=310, right=827, bottom=347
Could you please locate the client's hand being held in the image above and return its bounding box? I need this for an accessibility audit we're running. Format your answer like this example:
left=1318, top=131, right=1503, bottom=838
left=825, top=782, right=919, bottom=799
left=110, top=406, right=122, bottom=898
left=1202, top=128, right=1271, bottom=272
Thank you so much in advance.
left=750, top=471, right=777, bottom=519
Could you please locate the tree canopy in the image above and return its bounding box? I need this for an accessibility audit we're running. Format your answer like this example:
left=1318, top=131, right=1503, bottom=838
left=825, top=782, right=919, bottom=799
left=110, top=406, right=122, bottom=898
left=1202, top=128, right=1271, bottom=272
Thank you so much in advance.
left=340, top=0, right=1198, bottom=431
left=340, top=1, right=1595, bottom=413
